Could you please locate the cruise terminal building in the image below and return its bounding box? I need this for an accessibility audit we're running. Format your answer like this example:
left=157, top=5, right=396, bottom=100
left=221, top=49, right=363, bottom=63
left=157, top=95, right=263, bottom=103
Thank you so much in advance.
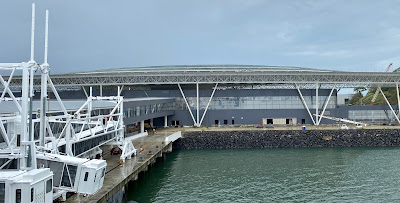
left=25, top=65, right=400, bottom=128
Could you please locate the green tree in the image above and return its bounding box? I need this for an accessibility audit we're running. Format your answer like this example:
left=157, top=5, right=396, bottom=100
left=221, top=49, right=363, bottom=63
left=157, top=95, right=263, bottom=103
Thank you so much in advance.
left=346, top=92, right=363, bottom=105
left=354, top=87, right=367, bottom=94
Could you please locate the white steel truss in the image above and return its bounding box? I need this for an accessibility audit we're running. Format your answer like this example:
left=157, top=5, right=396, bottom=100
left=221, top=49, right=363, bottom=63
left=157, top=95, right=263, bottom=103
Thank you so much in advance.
left=8, top=66, right=400, bottom=89
left=316, top=83, right=319, bottom=125
left=397, top=83, right=400, bottom=115
left=296, top=84, right=316, bottom=125
left=199, top=83, right=218, bottom=126
left=378, top=87, right=400, bottom=124
left=177, top=83, right=197, bottom=126
left=178, top=83, right=218, bottom=127
left=318, top=85, right=336, bottom=125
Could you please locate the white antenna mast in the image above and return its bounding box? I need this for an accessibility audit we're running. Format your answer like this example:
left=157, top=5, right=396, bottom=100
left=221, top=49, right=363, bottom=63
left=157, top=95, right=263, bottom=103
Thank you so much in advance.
left=30, top=3, right=35, bottom=62
left=44, top=10, right=49, bottom=65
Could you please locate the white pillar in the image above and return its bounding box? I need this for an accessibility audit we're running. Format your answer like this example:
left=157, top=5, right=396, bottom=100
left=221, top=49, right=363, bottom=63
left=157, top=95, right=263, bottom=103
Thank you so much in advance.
left=30, top=3, right=35, bottom=62
left=82, top=86, right=88, bottom=98
left=140, top=120, right=145, bottom=133
left=39, top=69, right=48, bottom=147
left=150, top=118, right=153, bottom=127
left=66, top=117, right=72, bottom=156
left=20, top=64, right=30, bottom=169
left=100, top=84, right=103, bottom=97
left=178, top=84, right=197, bottom=125
left=316, top=83, right=319, bottom=125
left=296, top=84, right=316, bottom=125
left=318, top=85, right=335, bottom=124
left=199, top=83, right=218, bottom=126
left=136, top=106, right=140, bottom=116
left=196, top=83, right=199, bottom=127
left=379, top=87, right=400, bottom=124
left=119, top=92, right=124, bottom=139
left=164, top=115, right=168, bottom=127
left=397, top=83, right=400, bottom=114
left=88, top=87, right=93, bottom=117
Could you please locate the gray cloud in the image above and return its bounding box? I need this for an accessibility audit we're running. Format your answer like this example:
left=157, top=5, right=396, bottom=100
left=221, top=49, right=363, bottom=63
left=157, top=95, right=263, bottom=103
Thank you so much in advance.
left=1, top=0, right=400, bottom=73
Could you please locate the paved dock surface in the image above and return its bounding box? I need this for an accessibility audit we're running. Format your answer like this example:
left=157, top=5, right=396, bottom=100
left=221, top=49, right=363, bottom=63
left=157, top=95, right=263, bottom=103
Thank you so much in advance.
left=172, top=124, right=400, bottom=132
left=65, top=130, right=178, bottom=203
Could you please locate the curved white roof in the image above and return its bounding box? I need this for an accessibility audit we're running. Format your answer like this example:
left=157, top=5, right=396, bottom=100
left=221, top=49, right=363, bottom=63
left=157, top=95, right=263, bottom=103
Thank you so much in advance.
left=9, top=65, right=400, bottom=89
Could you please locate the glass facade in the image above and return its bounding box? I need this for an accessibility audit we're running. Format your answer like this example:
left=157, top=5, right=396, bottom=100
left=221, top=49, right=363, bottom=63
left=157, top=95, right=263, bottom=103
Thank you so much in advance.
left=176, top=96, right=336, bottom=110
left=349, top=110, right=396, bottom=124
left=123, top=102, right=175, bottom=118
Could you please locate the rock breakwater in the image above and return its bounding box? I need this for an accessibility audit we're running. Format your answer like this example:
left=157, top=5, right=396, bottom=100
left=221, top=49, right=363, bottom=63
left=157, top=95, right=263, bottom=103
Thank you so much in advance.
left=173, top=129, right=400, bottom=150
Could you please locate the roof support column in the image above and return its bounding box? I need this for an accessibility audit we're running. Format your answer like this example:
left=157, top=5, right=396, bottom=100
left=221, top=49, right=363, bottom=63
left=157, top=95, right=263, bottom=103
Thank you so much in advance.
left=119, top=85, right=124, bottom=95
left=140, top=120, right=145, bottom=133
left=316, top=83, right=319, bottom=125
left=318, top=84, right=335, bottom=124
left=82, top=86, right=88, bottom=98
left=47, top=75, right=67, bottom=115
left=199, top=83, right=218, bottom=126
left=178, top=84, right=197, bottom=126
left=379, top=87, right=400, bottom=124
left=397, top=83, right=400, bottom=115
left=196, top=83, right=200, bottom=127
left=296, top=84, right=316, bottom=125
left=100, top=84, right=103, bottom=97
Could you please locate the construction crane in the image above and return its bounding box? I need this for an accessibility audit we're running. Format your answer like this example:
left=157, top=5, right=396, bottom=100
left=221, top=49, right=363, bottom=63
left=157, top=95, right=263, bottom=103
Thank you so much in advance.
left=370, top=63, right=393, bottom=105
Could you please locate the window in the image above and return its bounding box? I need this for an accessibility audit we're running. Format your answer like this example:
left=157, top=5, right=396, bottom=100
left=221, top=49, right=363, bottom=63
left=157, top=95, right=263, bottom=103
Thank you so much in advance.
left=224, top=120, right=228, bottom=125
left=215, top=120, right=219, bottom=125
left=102, top=168, right=105, bottom=178
left=232, top=120, right=234, bottom=125
left=16, top=189, right=21, bottom=203
left=17, top=134, right=21, bottom=147
left=46, top=179, right=52, bottom=193
left=31, top=188, right=34, bottom=202
left=84, top=172, right=89, bottom=181
left=67, top=165, right=77, bottom=185
left=61, top=166, right=71, bottom=187
left=0, top=183, right=4, bottom=203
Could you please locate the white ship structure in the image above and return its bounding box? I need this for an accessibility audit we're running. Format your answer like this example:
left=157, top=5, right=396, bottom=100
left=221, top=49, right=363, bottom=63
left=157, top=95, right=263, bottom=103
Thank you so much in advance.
left=0, top=4, right=136, bottom=202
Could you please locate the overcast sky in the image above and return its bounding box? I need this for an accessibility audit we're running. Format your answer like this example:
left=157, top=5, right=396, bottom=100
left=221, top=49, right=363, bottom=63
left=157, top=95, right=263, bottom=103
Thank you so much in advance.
left=1, top=0, right=400, bottom=74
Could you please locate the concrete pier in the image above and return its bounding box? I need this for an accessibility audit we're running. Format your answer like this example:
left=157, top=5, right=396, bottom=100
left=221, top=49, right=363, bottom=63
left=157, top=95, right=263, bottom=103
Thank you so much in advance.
left=65, top=130, right=180, bottom=203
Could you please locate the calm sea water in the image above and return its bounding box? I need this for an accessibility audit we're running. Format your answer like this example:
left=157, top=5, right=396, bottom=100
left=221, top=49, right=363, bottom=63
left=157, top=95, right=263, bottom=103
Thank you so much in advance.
left=126, top=147, right=400, bottom=202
